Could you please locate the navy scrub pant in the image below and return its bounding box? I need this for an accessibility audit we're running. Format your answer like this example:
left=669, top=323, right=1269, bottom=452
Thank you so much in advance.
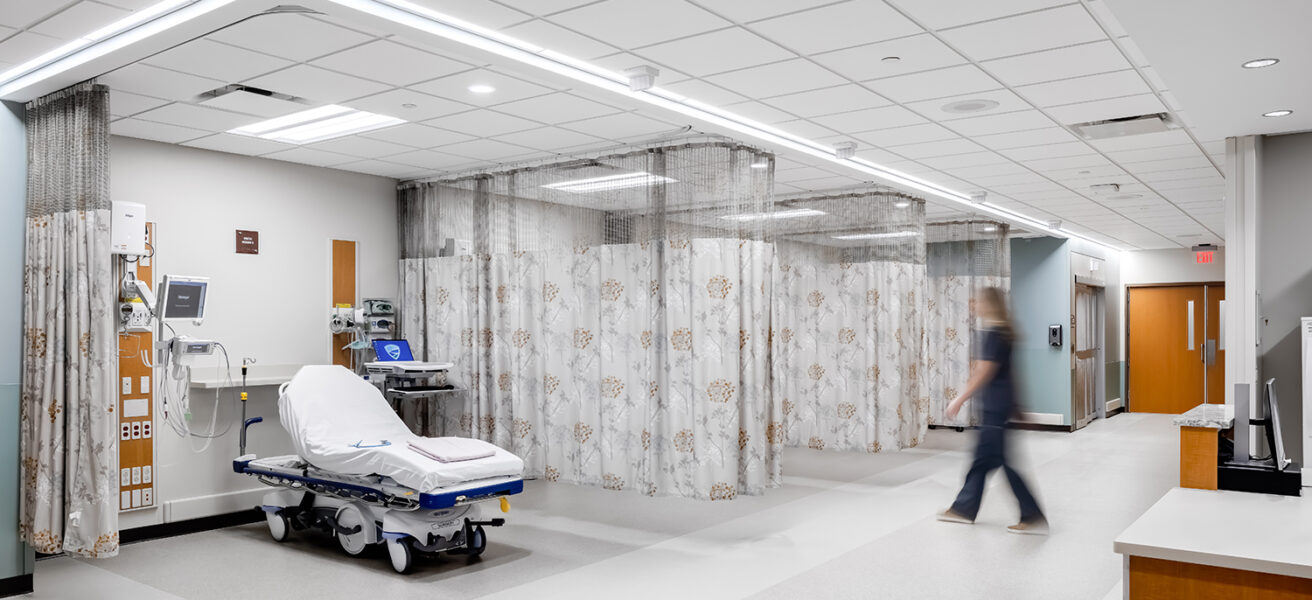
left=950, top=424, right=1044, bottom=522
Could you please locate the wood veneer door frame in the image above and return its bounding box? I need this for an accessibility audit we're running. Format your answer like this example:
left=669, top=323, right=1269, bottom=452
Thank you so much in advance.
left=1125, top=282, right=1223, bottom=414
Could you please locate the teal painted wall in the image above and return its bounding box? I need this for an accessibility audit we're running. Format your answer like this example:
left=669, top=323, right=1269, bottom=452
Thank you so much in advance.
left=0, top=101, right=32, bottom=579
left=1010, top=237, right=1072, bottom=425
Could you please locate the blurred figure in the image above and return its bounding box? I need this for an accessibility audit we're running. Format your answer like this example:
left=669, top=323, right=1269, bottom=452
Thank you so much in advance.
left=936, top=287, right=1048, bottom=535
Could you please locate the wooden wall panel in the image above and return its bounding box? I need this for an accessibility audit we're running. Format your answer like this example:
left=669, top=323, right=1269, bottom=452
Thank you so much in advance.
left=1128, top=556, right=1312, bottom=599
left=118, top=222, right=154, bottom=511
left=1179, top=426, right=1218, bottom=490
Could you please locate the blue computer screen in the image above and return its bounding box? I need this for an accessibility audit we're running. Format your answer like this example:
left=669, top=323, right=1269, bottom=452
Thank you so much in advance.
left=371, top=339, right=414, bottom=362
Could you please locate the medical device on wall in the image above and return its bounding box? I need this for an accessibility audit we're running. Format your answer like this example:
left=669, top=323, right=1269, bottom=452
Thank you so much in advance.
left=329, top=298, right=397, bottom=372
left=111, top=201, right=148, bottom=256
left=159, top=275, right=209, bottom=325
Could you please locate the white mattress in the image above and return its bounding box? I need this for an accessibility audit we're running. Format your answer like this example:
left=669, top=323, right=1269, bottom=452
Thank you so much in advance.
left=279, top=365, right=523, bottom=492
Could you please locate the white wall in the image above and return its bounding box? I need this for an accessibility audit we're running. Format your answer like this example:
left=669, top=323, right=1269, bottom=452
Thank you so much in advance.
left=110, top=137, right=398, bottom=528
left=1122, top=247, right=1225, bottom=285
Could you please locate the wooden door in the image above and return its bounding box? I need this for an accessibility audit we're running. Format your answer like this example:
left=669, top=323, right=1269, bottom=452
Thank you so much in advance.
left=1128, top=285, right=1206, bottom=413
left=1205, top=284, right=1225, bottom=407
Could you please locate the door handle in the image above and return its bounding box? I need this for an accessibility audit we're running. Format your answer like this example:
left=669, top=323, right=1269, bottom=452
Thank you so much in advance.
left=1218, top=300, right=1226, bottom=351
left=1186, top=300, right=1195, bottom=350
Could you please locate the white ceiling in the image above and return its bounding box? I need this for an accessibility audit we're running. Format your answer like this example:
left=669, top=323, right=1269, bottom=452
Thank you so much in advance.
left=0, top=0, right=1236, bottom=248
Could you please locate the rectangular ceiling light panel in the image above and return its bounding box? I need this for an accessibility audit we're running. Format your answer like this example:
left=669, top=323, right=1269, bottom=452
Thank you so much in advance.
left=542, top=172, right=677, bottom=193
left=229, top=104, right=404, bottom=144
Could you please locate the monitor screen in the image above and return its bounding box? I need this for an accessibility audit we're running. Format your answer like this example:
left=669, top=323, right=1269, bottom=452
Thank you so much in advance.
left=161, top=277, right=208, bottom=321
left=372, top=340, right=413, bottom=362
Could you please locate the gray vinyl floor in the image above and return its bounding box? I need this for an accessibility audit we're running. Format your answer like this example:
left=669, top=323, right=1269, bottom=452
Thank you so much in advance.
left=26, top=413, right=1176, bottom=600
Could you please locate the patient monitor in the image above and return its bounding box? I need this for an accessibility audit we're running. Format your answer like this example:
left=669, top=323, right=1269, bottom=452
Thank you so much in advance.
left=159, top=275, right=209, bottom=325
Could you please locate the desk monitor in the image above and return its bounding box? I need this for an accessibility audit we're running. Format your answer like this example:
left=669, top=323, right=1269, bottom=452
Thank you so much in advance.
left=372, top=339, right=414, bottom=362
left=160, top=275, right=209, bottom=324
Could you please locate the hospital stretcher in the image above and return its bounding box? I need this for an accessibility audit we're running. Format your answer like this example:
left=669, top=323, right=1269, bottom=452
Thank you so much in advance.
left=234, top=365, right=525, bottom=573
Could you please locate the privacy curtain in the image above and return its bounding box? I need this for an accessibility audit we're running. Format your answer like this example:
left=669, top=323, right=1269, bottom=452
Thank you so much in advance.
left=773, top=190, right=929, bottom=452
left=925, top=222, right=1011, bottom=428
left=19, top=81, right=119, bottom=557
left=398, top=140, right=782, bottom=500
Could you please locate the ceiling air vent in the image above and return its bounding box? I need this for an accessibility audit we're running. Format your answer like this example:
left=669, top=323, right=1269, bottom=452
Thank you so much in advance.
left=1070, top=113, right=1173, bottom=140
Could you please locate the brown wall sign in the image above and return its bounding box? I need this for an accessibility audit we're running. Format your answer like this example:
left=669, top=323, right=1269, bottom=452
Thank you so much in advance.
left=236, top=230, right=259, bottom=254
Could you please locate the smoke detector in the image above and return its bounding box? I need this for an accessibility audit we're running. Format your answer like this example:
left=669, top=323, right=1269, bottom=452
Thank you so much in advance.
left=834, top=141, right=858, bottom=159
left=623, top=65, right=659, bottom=91
left=1070, top=113, right=1173, bottom=140
left=969, top=191, right=987, bottom=204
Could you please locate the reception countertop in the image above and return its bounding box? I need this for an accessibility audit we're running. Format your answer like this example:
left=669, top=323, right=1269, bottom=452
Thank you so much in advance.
left=1114, top=487, right=1312, bottom=579
left=1172, top=403, right=1234, bottom=429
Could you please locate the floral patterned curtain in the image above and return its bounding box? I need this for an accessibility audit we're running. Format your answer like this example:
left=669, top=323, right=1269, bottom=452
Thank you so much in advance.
left=19, top=81, right=119, bottom=557
left=772, top=190, right=929, bottom=452
left=925, top=221, right=1011, bottom=428
left=397, top=139, right=782, bottom=500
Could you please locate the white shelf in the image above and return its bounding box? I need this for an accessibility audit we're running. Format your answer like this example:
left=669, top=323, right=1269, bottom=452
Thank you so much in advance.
left=189, top=364, right=303, bottom=389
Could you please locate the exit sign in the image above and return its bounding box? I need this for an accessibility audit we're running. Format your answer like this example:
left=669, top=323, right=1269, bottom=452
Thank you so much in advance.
left=1196, top=251, right=1214, bottom=264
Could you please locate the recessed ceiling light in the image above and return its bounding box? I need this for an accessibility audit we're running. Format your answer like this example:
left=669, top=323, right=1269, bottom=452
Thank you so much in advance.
left=881, top=56, right=901, bottom=63
left=832, top=231, right=921, bottom=240
left=941, top=99, right=1000, bottom=114
left=1106, top=193, right=1143, bottom=200
left=983, top=226, right=997, bottom=232
left=894, top=201, right=911, bottom=208
left=230, top=105, right=405, bottom=144
left=468, top=84, right=496, bottom=94
left=1263, top=109, right=1293, bottom=117
left=401, top=103, right=417, bottom=109
left=1242, top=58, right=1279, bottom=69
left=721, top=208, right=826, bottom=222
left=542, top=172, right=675, bottom=193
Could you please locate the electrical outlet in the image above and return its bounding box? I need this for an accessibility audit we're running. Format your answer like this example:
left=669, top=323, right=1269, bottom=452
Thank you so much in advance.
left=142, top=466, right=151, bottom=484
left=131, top=489, right=140, bottom=508
left=120, top=491, right=131, bottom=510
left=121, top=377, right=132, bottom=395
left=131, top=422, right=141, bottom=440
left=120, top=468, right=130, bottom=486
left=131, top=467, right=141, bottom=485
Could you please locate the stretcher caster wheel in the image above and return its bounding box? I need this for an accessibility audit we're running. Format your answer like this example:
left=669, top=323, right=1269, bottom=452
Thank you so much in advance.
left=266, top=512, right=290, bottom=543
left=468, top=525, right=486, bottom=557
left=335, top=505, right=369, bottom=556
left=387, top=538, right=413, bottom=574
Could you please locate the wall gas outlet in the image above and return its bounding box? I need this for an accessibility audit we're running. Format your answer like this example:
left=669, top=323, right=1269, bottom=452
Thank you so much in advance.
left=121, top=377, right=132, bottom=395
left=121, top=302, right=151, bottom=332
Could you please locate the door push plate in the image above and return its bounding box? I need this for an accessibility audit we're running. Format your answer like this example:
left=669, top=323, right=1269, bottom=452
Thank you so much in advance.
left=1204, top=339, right=1217, bottom=366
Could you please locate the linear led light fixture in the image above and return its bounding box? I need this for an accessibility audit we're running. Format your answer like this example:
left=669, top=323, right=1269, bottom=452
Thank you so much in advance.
left=720, top=208, right=826, bottom=222
left=0, top=0, right=238, bottom=98
left=541, top=172, right=676, bottom=194
left=331, top=0, right=1124, bottom=250
left=832, top=231, right=922, bottom=241
left=229, top=105, right=404, bottom=144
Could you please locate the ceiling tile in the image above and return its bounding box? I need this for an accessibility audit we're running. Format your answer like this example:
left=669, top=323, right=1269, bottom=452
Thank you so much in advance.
left=493, top=126, right=606, bottom=151
left=496, top=0, right=600, bottom=17
left=99, top=63, right=224, bottom=100
left=208, top=13, right=373, bottom=62
left=110, top=118, right=209, bottom=144
left=944, top=110, right=1056, bottom=137
left=550, top=0, right=730, bottom=49
left=405, top=0, right=532, bottom=28
left=307, top=135, right=415, bottom=159
left=1106, top=144, right=1207, bottom=164
left=557, top=111, right=678, bottom=140
left=0, top=31, right=68, bottom=66
left=974, top=127, right=1080, bottom=149
left=387, top=148, right=484, bottom=171
left=773, top=119, right=840, bottom=139
left=723, top=100, right=795, bottom=124
left=425, top=109, right=542, bottom=137
left=435, top=138, right=538, bottom=162
left=637, top=27, right=793, bottom=77
left=133, top=103, right=258, bottom=131
left=501, top=19, right=618, bottom=60
left=938, top=5, right=1106, bottom=61
left=494, top=92, right=622, bottom=125
left=1086, top=128, right=1193, bottom=152
left=1022, top=154, right=1111, bottom=172
left=1124, top=155, right=1215, bottom=174
left=335, top=159, right=422, bottom=179
left=30, top=1, right=127, bottom=39
left=0, top=1, right=72, bottom=29
left=343, top=89, right=471, bottom=121
left=903, top=89, right=1033, bottom=122
left=1137, top=167, right=1223, bottom=184
left=262, top=146, right=358, bottom=168
left=945, top=162, right=1032, bottom=179
left=918, top=151, right=1013, bottom=169
left=656, top=78, right=747, bottom=105
left=361, top=123, right=475, bottom=148
left=747, top=1, right=920, bottom=54
left=864, top=64, right=1001, bottom=103
left=181, top=133, right=294, bottom=156
left=245, top=65, right=391, bottom=104
left=856, top=123, right=959, bottom=148
left=1046, top=93, right=1167, bottom=125
left=763, top=85, right=891, bottom=118
left=313, top=40, right=473, bottom=87
left=810, top=105, right=927, bottom=133
left=888, top=138, right=985, bottom=159
left=109, top=90, right=170, bottom=118
left=705, top=59, right=846, bottom=97
left=1017, top=70, right=1152, bottom=107
left=810, top=34, right=966, bottom=82
left=689, top=0, right=836, bottom=23
left=984, top=40, right=1131, bottom=87
left=888, top=0, right=1069, bottom=31
left=411, top=69, right=553, bottom=107
left=144, top=39, right=293, bottom=84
